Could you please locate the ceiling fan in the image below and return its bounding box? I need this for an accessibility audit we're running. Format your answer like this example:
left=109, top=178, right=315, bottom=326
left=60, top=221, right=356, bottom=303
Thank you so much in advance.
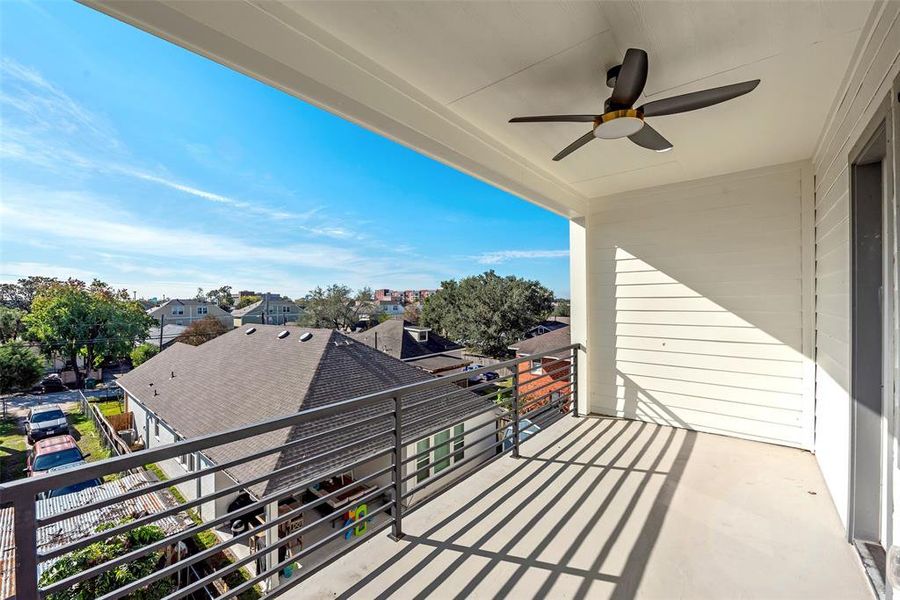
left=509, top=48, right=759, bottom=161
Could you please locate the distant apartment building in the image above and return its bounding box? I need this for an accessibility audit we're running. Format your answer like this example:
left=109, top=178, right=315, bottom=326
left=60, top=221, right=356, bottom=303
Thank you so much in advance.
left=374, top=289, right=436, bottom=304
left=231, top=293, right=301, bottom=326
left=147, top=299, right=233, bottom=328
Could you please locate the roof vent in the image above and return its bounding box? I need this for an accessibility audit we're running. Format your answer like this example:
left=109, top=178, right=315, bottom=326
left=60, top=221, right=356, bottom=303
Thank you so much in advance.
left=277, top=330, right=290, bottom=339
left=245, top=327, right=256, bottom=335
left=299, top=332, right=313, bottom=343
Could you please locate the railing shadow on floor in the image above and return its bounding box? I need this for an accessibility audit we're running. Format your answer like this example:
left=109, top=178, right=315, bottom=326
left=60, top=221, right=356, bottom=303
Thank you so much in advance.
left=330, top=410, right=697, bottom=600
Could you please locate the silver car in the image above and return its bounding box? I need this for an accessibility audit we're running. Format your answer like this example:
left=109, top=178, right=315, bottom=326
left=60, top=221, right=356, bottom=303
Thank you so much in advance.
left=25, top=404, right=69, bottom=444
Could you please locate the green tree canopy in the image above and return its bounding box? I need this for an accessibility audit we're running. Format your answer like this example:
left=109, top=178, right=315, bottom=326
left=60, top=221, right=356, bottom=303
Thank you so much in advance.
left=0, top=306, right=26, bottom=343
left=175, top=316, right=229, bottom=346
left=235, top=295, right=261, bottom=309
left=0, top=341, right=44, bottom=393
left=24, top=280, right=153, bottom=388
left=553, top=299, right=570, bottom=317
left=421, top=271, right=553, bottom=357
left=205, top=285, right=234, bottom=311
left=130, top=343, right=159, bottom=367
left=300, top=284, right=374, bottom=330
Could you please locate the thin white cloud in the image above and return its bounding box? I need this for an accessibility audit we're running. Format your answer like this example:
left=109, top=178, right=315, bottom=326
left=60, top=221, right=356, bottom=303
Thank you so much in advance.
left=474, top=249, right=569, bottom=265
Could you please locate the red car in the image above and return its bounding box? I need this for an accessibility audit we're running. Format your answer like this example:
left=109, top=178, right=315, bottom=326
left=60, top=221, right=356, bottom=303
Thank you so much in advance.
left=27, top=435, right=88, bottom=477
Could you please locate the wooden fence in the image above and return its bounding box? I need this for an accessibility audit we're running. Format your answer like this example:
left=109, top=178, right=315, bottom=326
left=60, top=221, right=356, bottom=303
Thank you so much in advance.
left=78, top=391, right=134, bottom=456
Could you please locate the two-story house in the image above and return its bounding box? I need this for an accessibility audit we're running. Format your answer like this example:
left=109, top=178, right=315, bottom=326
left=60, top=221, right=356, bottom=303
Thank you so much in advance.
left=147, top=299, right=232, bottom=328
left=231, top=293, right=302, bottom=326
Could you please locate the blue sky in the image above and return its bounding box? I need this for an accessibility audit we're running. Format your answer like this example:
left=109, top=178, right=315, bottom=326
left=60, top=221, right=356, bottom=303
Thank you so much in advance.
left=0, top=1, right=569, bottom=299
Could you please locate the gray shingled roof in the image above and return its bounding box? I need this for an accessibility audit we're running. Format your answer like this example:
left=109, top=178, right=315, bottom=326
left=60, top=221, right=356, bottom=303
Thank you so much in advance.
left=230, top=299, right=263, bottom=317
left=509, top=326, right=571, bottom=356
left=117, top=325, right=492, bottom=497
left=349, top=320, right=462, bottom=360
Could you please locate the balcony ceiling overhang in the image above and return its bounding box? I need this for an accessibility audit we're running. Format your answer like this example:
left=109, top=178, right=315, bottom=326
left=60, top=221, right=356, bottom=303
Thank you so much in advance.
left=83, top=0, right=874, bottom=218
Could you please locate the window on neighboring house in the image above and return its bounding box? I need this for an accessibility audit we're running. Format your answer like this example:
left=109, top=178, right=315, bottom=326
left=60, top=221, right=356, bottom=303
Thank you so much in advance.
left=196, top=306, right=208, bottom=316
left=282, top=305, right=291, bottom=313
left=529, top=359, right=542, bottom=375
left=171, top=306, right=184, bottom=316
left=153, top=418, right=160, bottom=440
left=416, top=331, right=428, bottom=342
left=415, top=424, right=464, bottom=484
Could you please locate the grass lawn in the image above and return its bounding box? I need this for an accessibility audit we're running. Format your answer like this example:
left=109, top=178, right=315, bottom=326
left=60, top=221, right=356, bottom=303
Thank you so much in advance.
left=66, top=410, right=111, bottom=463
left=93, top=399, right=124, bottom=418
left=0, top=418, right=27, bottom=482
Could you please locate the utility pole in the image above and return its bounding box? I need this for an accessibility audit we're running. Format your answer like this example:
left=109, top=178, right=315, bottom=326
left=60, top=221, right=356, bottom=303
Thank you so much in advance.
left=159, top=315, right=165, bottom=348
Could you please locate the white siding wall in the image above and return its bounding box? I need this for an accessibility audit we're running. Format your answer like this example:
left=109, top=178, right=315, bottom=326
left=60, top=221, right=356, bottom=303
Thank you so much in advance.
left=812, top=1, right=900, bottom=531
left=584, top=162, right=814, bottom=448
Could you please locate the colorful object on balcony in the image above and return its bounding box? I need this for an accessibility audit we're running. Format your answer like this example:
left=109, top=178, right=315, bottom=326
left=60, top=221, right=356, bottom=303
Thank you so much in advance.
left=343, top=503, right=369, bottom=540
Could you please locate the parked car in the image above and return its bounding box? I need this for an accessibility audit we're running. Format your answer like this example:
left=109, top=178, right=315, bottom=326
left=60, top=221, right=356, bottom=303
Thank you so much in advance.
left=464, top=365, right=500, bottom=384
left=27, top=435, right=88, bottom=477
left=25, top=404, right=69, bottom=444
left=39, top=461, right=102, bottom=499
left=38, top=374, right=67, bottom=394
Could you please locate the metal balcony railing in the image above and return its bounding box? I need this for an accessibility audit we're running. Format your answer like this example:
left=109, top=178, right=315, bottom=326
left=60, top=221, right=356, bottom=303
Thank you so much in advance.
left=0, top=344, right=581, bottom=600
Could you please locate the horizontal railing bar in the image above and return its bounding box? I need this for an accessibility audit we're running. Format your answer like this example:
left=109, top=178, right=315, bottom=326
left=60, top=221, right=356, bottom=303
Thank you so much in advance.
left=402, top=415, right=502, bottom=466
left=39, top=431, right=394, bottom=561
left=226, top=502, right=394, bottom=599
left=402, top=396, right=505, bottom=447
left=37, top=409, right=394, bottom=527
left=3, top=343, right=580, bottom=497
left=402, top=423, right=505, bottom=482
left=512, top=371, right=575, bottom=401
left=103, top=481, right=394, bottom=600
left=147, top=474, right=392, bottom=600
left=259, top=519, right=396, bottom=600
left=39, top=452, right=394, bottom=592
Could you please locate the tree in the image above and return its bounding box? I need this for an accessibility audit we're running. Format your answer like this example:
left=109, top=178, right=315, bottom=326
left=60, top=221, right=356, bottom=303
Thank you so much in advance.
left=130, top=343, right=159, bottom=367
left=0, top=307, right=25, bottom=343
left=0, top=276, right=60, bottom=311
left=205, top=285, right=234, bottom=311
left=25, top=280, right=154, bottom=389
left=175, top=317, right=229, bottom=346
left=403, top=303, right=421, bottom=325
left=421, top=271, right=554, bottom=357
left=0, top=341, right=44, bottom=393
left=194, top=287, right=205, bottom=301
left=235, top=295, right=261, bottom=310
left=39, top=522, right=176, bottom=600
left=299, top=285, right=374, bottom=330
left=553, top=299, right=570, bottom=317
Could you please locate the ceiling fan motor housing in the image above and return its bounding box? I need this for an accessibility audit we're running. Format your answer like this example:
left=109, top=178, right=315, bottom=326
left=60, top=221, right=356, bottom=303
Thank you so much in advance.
left=594, top=109, right=644, bottom=139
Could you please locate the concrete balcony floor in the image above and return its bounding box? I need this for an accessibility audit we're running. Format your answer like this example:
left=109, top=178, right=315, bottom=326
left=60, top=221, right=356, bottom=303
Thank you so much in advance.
left=294, top=416, right=872, bottom=599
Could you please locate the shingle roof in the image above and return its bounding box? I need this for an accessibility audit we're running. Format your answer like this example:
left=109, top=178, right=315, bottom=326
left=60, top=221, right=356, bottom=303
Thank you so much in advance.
left=509, top=326, right=571, bottom=356
left=349, top=320, right=461, bottom=360
left=230, top=299, right=263, bottom=317
left=116, top=325, right=491, bottom=497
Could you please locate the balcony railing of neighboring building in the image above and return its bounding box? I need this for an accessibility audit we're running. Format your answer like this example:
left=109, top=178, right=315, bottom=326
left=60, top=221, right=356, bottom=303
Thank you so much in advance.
left=0, top=344, right=580, bottom=599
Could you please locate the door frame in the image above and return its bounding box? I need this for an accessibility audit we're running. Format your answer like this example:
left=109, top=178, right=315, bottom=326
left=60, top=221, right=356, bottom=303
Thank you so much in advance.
left=847, top=89, right=896, bottom=596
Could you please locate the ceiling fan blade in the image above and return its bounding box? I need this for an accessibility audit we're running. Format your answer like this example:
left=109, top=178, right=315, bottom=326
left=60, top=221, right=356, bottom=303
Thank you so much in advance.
left=628, top=123, right=672, bottom=152
left=553, top=131, right=596, bottom=161
left=610, top=48, right=648, bottom=107
left=639, top=79, right=760, bottom=117
left=509, top=115, right=598, bottom=123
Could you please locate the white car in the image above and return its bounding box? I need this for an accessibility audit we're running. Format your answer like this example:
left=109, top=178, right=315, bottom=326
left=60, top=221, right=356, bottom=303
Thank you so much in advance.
left=25, top=404, right=69, bottom=444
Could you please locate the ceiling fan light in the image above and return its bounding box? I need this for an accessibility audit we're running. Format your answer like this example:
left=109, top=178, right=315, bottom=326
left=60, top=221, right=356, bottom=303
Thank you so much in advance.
left=593, top=109, right=644, bottom=139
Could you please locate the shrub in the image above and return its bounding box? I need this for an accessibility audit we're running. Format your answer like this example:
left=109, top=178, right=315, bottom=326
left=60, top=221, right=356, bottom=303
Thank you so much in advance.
left=130, top=343, right=159, bottom=367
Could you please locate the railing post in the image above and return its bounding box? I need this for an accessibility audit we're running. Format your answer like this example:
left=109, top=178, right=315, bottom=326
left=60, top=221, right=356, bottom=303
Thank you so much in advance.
left=13, top=494, right=39, bottom=600
left=511, top=364, right=520, bottom=459
left=389, top=394, right=405, bottom=541
left=572, top=347, right=580, bottom=418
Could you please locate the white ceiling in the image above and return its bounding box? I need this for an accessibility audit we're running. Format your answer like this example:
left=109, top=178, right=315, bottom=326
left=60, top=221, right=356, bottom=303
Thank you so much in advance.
left=85, top=0, right=874, bottom=216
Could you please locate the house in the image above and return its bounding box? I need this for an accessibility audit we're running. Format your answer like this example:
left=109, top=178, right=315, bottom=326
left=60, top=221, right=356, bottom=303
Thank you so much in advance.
left=147, top=299, right=232, bottom=328
left=231, top=294, right=301, bottom=326
left=523, top=316, right=570, bottom=338
left=114, top=325, right=496, bottom=524
left=350, top=319, right=470, bottom=375
left=509, top=326, right=573, bottom=414
left=376, top=301, right=404, bottom=317
left=145, top=323, right=188, bottom=349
